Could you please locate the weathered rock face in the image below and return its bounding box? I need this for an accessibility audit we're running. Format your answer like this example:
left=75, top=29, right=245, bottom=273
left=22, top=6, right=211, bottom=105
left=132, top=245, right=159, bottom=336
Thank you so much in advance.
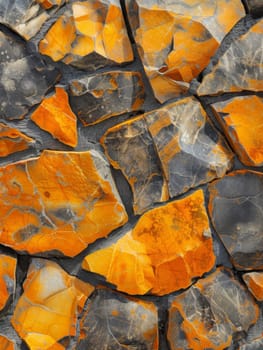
left=77, top=288, right=158, bottom=350
left=69, top=71, right=145, bottom=126
left=208, top=170, right=263, bottom=270
left=126, top=0, right=245, bottom=102
left=0, top=150, right=128, bottom=257
left=243, top=272, right=263, bottom=301
left=168, top=267, right=259, bottom=350
left=211, top=95, right=263, bottom=167
left=39, top=0, right=133, bottom=69
left=198, top=19, right=263, bottom=95
left=83, top=190, right=215, bottom=296
left=0, top=254, right=16, bottom=311
left=12, top=259, right=94, bottom=350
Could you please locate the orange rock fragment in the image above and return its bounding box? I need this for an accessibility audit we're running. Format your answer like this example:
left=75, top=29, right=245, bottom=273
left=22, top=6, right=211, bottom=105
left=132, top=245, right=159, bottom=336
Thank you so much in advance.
left=0, top=335, right=15, bottom=350
left=0, top=254, right=16, bottom=311
left=12, top=259, right=94, bottom=350
left=37, top=0, right=65, bottom=9
left=0, top=123, right=34, bottom=157
left=31, top=87, right=77, bottom=147
left=243, top=272, right=263, bottom=301
left=82, top=189, right=215, bottom=295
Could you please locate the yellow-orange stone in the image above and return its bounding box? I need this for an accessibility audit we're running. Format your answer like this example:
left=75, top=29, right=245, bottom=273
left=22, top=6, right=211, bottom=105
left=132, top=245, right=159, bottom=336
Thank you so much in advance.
left=37, top=0, right=64, bottom=9
left=0, top=123, right=34, bottom=157
left=12, top=259, right=94, bottom=350
left=31, top=87, right=77, bottom=147
left=83, top=189, right=215, bottom=295
left=0, top=255, right=16, bottom=311
left=243, top=272, right=263, bottom=301
left=0, top=335, right=15, bottom=350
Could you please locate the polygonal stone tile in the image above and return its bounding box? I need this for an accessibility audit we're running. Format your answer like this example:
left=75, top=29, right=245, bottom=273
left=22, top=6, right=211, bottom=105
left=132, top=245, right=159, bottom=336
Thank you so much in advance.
left=39, top=0, right=133, bottom=69
left=101, top=115, right=168, bottom=214
left=69, top=71, right=145, bottom=126
left=0, top=254, right=16, bottom=312
left=12, top=259, right=94, bottom=350
left=0, top=150, right=128, bottom=257
left=208, top=170, right=263, bottom=270
left=198, top=19, right=263, bottom=95
left=126, top=0, right=245, bottom=102
left=243, top=272, right=263, bottom=301
left=31, top=86, right=78, bottom=147
left=77, top=288, right=158, bottom=349
left=168, top=267, right=259, bottom=350
left=82, top=189, right=215, bottom=296
left=211, top=95, right=263, bottom=167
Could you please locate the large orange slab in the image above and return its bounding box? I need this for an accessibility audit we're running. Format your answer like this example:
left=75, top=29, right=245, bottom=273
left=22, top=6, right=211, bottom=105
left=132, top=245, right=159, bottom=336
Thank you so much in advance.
left=82, top=189, right=215, bottom=295
left=0, top=254, right=16, bottom=311
left=0, top=150, right=127, bottom=257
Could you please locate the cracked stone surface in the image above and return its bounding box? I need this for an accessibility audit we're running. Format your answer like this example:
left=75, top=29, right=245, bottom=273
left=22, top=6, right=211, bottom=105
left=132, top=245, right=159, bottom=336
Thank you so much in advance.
left=82, top=190, right=215, bottom=296
left=0, top=150, right=128, bottom=257
left=0, top=254, right=16, bottom=312
left=243, top=272, right=263, bottom=301
left=208, top=170, right=263, bottom=270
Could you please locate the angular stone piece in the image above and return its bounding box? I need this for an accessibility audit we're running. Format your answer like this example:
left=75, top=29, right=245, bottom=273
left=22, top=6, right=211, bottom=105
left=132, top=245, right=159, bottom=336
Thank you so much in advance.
left=243, top=272, right=263, bottom=301
left=78, top=288, right=158, bottom=349
left=0, top=123, right=34, bottom=157
left=198, top=20, right=263, bottom=95
left=211, top=95, right=263, bottom=167
left=208, top=170, right=263, bottom=270
left=101, top=116, right=168, bottom=214
left=12, top=259, right=94, bottom=350
left=0, top=254, right=16, bottom=311
left=0, top=335, right=15, bottom=350
left=39, top=0, right=133, bottom=69
left=168, top=267, right=259, bottom=350
left=82, top=190, right=215, bottom=295
left=69, top=71, right=145, bottom=126
left=0, top=150, right=128, bottom=257
left=126, top=0, right=244, bottom=102
left=37, top=0, right=65, bottom=9
left=31, top=87, right=78, bottom=147
left=0, top=31, right=60, bottom=121
left=244, top=0, right=263, bottom=17
left=145, top=97, right=233, bottom=198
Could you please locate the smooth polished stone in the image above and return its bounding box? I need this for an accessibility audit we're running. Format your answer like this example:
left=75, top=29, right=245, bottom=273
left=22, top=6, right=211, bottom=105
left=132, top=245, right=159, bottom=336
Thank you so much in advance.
left=101, top=115, right=169, bottom=214
left=168, top=267, right=259, bottom=350
left=211, top=95, right=263, bottom=167
left=243, top=272, right=263, bottom=301
left=31, top=87, right=78, bottom=147
left=126, top=0, right=245, bottom=102
left=77, top=288, right=158, bottom=349
left=39, top=0, right=133, bottom=69
left=0, top=150, right=128, bottom=257
left=0, top=335, right=15, bottom=350
left=0, top=254, right=16, bottom=312
left=208, top=170, right=263, bottom=270
left=69, top=71, right=145, bottom=126
left=82, top=190, right=215, bottom=296
left=198, top=19, right=263, bottom=95
left=12, top=259, right=94, bottom=350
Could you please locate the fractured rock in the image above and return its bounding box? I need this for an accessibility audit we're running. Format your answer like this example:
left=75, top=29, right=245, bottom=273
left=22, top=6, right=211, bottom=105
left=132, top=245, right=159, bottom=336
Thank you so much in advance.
left=243, top=272, right=263, bottom=301
left=0, top=254, right=16, bottom=312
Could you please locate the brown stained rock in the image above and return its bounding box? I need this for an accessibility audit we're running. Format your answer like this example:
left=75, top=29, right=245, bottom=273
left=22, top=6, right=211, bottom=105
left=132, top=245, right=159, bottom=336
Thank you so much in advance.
left=39, top=0, right=133, bottom=69
left=0, top=123, right=34, bottom=157
left=0, top=150, right=128, bottom=257
left=82, top=190, right=215, bottom=296
left=31, top=87, right=78, bottom=147
left=168, top=267, right=259, bottom=350
left=126, top=0, right=245, bottom=102
left=0, top=254, right=16, bottom=312
left=145, top=97, right=233, bottom=198
left=69, top=71, right=145, bottom=126
left=77, top=288, right=158, bottom=349
left=101, top=115, right=169, bottom=214
left=208, top=170, right=263, bottom=270
left=211, top=95, right=263, bottom=167
left=198, top=19, right=263, bottom=95
left=12, top=259, right=94, bottom=350
left=0, top=335, right=15, bottom=350
left=243, top=272, right=263, bottom=301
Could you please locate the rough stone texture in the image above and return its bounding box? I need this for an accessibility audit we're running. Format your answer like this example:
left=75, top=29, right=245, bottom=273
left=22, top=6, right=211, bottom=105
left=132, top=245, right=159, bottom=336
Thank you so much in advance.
left=0, top=335, right=15, bottom=350
left=198, top=19, right=263, bottom=95
left=0, top=123, right=34, bottom=157
left=243, top=272, right=263, bottom=301
left=0, top=254, right=16, bottom=312
left=39, top=0, right=133, bottom=69
left=211, top=95, right=263, bottom=167
left=208, top=170, right=263, bottom=270
left=0, top=150, right=128, bottom=257
left=101, top=115, right=168, bottom=214
left=82, top=190, right=215, bottom=296
left=126, top=0, right=245, bottom=102
left=69, top=71, right=145, bottom=126
left=12, top=259, right=94, bottom=350
left=168, top=267, right=259, bottom=350
left=31, top=86, right=78, bottom=147
left=244, top=0, right=263, bottom=17
left=145, top=97, right=233, bottom=198
left=77, top=288, right=158, bottom=350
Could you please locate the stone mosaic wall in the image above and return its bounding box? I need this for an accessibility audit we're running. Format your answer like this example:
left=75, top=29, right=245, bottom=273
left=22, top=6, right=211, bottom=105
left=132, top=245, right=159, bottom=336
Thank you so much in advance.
left=0, top=1, right=262, bottom=349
